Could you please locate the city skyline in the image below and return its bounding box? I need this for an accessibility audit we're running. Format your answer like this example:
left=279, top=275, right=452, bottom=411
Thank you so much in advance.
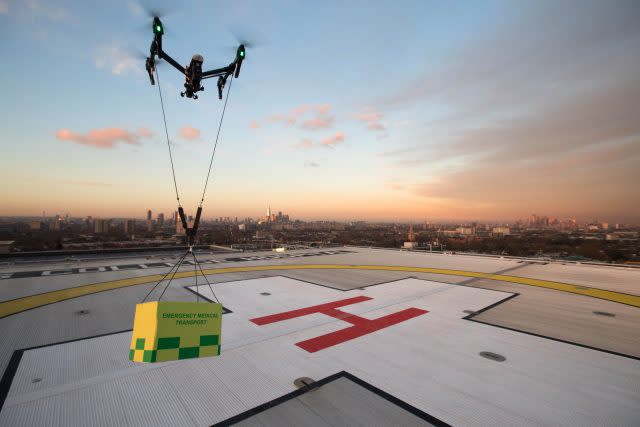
left=1, top=1, right=639, bottom=223
left=1, top=207, right=633, bottom=226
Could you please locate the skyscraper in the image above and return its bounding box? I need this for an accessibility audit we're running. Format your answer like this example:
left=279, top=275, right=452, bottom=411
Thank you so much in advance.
left=94, top=219, right=110, bottom=234
left=408, top=224, right=416, bottom=242
left=147, top=210, right=152, bottom=221
left=124, top=219, right=136, bottom=235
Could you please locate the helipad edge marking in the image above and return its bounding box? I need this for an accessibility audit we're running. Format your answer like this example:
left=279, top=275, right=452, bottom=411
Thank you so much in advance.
left=0, top=264, right=639, bottom=318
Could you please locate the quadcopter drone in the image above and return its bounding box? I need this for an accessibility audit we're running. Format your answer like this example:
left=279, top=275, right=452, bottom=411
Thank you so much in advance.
left=145, top=17, right=245, bottom=100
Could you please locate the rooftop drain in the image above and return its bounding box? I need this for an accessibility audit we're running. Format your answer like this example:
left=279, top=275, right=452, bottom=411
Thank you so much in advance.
left=593, top=311, right=615, bottom=317
left=294, top=377, right=316, bottom=389
left=75, top=309, right=90, bottom=315
left=31, top=378, right=42, bottom=383
left=479, top=351, right=506, bottom=362
left=260, top=292, right=271, bottom=296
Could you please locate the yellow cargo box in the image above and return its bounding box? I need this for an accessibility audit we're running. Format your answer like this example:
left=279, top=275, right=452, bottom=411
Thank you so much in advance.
left=129, top=301, right=222, bottom=363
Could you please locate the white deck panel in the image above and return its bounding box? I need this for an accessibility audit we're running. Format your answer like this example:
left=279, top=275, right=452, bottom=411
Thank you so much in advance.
left=516, top=262, right=640, bottom=295
left=2, top=276, right=638, bottom=427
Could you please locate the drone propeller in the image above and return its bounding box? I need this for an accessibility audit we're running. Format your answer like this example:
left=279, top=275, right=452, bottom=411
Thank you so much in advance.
left=134, top=0, right=175, bottom=19
left=228, top=24, right=268, bottom=50
left=128, top=46, right=149, bottom=61
left=131, top=2, right=177, bottom=37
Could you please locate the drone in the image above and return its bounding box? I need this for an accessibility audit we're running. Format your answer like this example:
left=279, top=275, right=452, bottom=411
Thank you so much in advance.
left=145, top=17, right=245, bottom=100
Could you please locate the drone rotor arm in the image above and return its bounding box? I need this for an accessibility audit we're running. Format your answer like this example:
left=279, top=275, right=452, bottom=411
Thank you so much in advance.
left=159, top=50, right=186, bottom=74
left=202, top=64, right=234, bottom=79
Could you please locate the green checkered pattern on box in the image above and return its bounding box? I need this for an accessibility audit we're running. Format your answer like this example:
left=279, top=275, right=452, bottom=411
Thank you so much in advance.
left=128, top=335, right=221, bottom=362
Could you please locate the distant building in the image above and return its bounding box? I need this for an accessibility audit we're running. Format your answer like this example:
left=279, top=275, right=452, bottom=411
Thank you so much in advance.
left=94, top=219, right=110, bottom=234
left=606, top=232, right=638, bottom=241
left=29, top=221, right=42, bottom=231
left=0, top=241, right=15, bottom=254
left=175, top=214, right=185, bottom=235
left=408, top=224, right=416, bottom=242
left=50, top=216, right=63, bottom=231
left=403, top=224, right=418, bottom=249
left=147, top=210, right=152, bottom=221
left=124, top=219, right=136, bottom=235
left=492, top=226, right=511, bottom=236
left=456, top=227, right=474, bottom=236
left=157, top=213, right=165, bottom=227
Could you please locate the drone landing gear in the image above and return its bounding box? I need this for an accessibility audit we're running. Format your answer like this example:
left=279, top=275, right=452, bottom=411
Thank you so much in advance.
left=217, top=75, right=228, bottom=100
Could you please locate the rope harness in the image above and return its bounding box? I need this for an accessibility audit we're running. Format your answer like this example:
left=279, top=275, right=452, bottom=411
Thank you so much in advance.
left=141, top=66, right=233, bottom=304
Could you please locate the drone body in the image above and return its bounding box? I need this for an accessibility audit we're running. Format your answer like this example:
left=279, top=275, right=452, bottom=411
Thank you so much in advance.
left=145, top=17, right=245, bottom=100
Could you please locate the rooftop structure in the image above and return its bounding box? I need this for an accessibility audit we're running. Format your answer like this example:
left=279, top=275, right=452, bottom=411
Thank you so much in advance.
left=0, top=247, right=638, bottom=426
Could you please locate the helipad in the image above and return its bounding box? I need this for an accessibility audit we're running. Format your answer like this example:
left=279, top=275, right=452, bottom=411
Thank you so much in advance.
left=0, top=248, right=638, bottom=426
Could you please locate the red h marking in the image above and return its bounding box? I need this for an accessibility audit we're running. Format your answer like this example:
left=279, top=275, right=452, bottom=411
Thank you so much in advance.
left=250, top=296, right=428, bottom=353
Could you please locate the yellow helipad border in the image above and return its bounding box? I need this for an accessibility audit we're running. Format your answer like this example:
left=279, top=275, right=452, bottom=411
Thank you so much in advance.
left=1, top=264, right=639, bottom=318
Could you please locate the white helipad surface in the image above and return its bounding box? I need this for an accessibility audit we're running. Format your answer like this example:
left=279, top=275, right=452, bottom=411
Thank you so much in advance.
left=1, top=276, right=638, bottom=426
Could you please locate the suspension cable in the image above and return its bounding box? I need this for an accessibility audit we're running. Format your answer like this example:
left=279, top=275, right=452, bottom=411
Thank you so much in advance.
left=158, top=251, right=188, bottom=301
left=154, top=67, right=181, bottom=207
left=149, top=70, right=234, bottom=304
left=194, top=252, right=199, bottom=303
left=199, top=76, right=234, bottom=207
left=193, top=252, right=220, bottom=303
left=140, top=251, right=189, bottom=303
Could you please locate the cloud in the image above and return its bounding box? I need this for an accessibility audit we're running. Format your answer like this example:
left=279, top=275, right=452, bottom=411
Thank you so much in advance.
left=56, top=127, right=154, bottom=149
left=396, top=80, right=640, bottom=219
left=301, top=116, right=334, bottom=129
left=137, top=127, right=154, bottom=138
left=304, top=161, right=320, bottom=168
left=374, top=1, right=640, bottom=221
left=127, top=1, right=145, bottom=17
left=294, top=139, right=314, bottom=149
left=24, top=0, right=71, bottom=22
left=262, top=104, right=334, bottom=130
left=94, top=44, right=142, bottom=76
left=179, top=126, right=201, bottom=141
left=383, top=1, right=640, bottom=117
left=354, top=108, right=387, bottom=137
left=367, top=123, right=385, bottom=131
left=0, top=1, right=8, bottom=14
left=321, top=131, right=345, bottom=148
left=250, top=121, right=260, bottom=129
left=267, top=114, right=287, bottom=123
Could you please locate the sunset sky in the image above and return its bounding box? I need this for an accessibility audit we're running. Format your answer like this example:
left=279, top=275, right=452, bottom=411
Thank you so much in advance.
left=0, top=0, right=638, bottom=222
